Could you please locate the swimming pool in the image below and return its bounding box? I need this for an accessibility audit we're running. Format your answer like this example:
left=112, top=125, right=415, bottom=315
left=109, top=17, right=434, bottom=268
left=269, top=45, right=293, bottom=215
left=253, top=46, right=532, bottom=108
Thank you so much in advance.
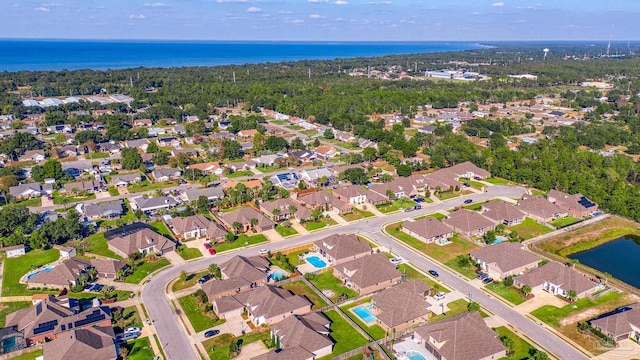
left=270, top=270, right=286, bottom=281
left=27, top=266, right=54, bottom=280
left=306, top=256, right=327, bottom=269
left=407, top=351, right=427, bottom=360
left=492, top=236, right=506, bottom=245
left=353, top=305, right=377, bottom=323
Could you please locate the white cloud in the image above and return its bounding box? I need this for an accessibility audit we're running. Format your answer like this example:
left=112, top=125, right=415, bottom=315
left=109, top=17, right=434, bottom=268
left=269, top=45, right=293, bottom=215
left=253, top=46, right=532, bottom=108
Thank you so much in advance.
left=129, top=14, right=146, bottom=19
left=217, top=0, right=248, bottom=3
left=513, top=19, right=527, bottom=23
left=309, top=14, right=325, bottom=19
left=144, top=2, right=169, bottom=7
left=492, top=2, right=504, bottom=7
left=334, top=0, right=348, bottom=4
left=278, top=10, right=293, bottom=14
left=246, top=6, right=262, bottom=12
left=286, top=19, right=304, bottom=24
left=34, top=6, right=50, bottom=12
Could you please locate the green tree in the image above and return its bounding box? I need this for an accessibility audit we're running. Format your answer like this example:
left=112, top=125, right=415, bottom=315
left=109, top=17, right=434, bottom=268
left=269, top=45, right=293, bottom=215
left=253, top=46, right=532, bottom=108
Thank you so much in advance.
left=503, top=276, right=514, bottom=287
left=522, top=285, right=532, bottom=296
left=567, top=290, right=577, bottom=302
left=195, top=195, right=210, bottom=214
left=362, top=147, right=378, bottom=163
left=265, top=136, right=289, bottom=152
left=323, top=128, right=334, bottom=139
left=395, top=163, right=412, bottom=177
left=232, top=221, right=243, bottom=234
left=152, top=150, right=170, bottom=165
left=221, top=139, right=243, bottom=160
left=208, top=263, right=221, bottom=278
left=467, top=301, right=480, bottom=312
left=340, top=168, right=369, bottom=185
left=180, top=270, right=188, bottom=282
left=121, top=148, right=143, bottom=170
left=500, top=336, right=515, bottom=356
left=146, top=141, right=159, bottom=153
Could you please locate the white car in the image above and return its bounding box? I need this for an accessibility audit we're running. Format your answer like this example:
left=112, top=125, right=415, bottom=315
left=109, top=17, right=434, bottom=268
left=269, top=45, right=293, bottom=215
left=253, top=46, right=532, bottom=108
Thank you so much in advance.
left=258, top=249, right=269, bottom=255
left=390, top=257, right=403, bottom=265
left=125, top=327, right=142, bottom=334
left=433, top=292, right=446, bottom=301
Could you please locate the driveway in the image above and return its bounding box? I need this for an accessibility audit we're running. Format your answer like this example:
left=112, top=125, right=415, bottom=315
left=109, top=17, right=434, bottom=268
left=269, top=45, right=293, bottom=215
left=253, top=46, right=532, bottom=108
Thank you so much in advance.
left=236, top=341, right=269, bottom=360
left=513, top=290, right=567, bottom=315
left=195, top=315, right=247, bottom=341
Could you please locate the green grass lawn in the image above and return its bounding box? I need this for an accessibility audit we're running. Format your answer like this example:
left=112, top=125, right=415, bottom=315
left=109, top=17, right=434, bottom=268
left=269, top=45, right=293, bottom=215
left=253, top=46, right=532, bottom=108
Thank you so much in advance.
left=340, top=299, right=387, bottom=340
left=118, top=306, right=144, bottom=330
left=0, top=302, right=32, bottom=327
left=494, top=326, right=537, bottom=360
left=443, top=258, right=478, bottom=279
left=149, top=221, right=174, bottom=239
left=123, top=336, right=155, bottom=360
left=507, top=217, right=553, bottom=240
left=70, top=290, right=133, bottom=303
left=203, top=330, right=270, bottom=360
left=286, top=248, right=310, bottom=266
left=177, top=247, right=203, bottom=260
left=463, top=202, right=485, bottom=211
left=550, top=216, right=581, bottom=229
left=256, top=165, right=284, bottom=173
left=128, top=179, right=178, bottom=193
left=341, top=207, right=376, bottom=222
left=318, top=310, right=369, bottom=360
left=172, top=270, right=208, bottom=292
left=436, top=192, right=462, bottom=200
left=397, top=263, right=447, bottom=292
left=3, top=249, right=60, bottom=296
left=485, top=282, right=527, bottom=306
left=275, top=225, right=298, bottom=237
left=463, top=179, right=486, bottom=188
left=304, top=218, right=338, bottom=231
left=531, top=292, right=624, bottom=327
left=431, top=299, right=472, bottom=322
left=376, top=198, right=416, bottom=214
left=308, top=271, right=358, bottom=303
left=212, top=234, right=268, bottom=253
left=9, top=349, right=43, bottom=360
left=177, top=294, right=225, bottom=332
left=52, top=191, right=96, bottom=205
left=84, top=152, right=110, bottom=159
left=281, top=280, right=329, bottom=310
left=226, top=170, right=254, bottom=178
left=125, top=258, right=171, bottom=284
left=485, top=177, right=510, bottom=185
left=107, top=185, right=119, bottom=196
left=17, top=197, right=42, bottom=207
left=84, top=232, right=123, bottom=259
left=414, top=212, right=447, bottom=220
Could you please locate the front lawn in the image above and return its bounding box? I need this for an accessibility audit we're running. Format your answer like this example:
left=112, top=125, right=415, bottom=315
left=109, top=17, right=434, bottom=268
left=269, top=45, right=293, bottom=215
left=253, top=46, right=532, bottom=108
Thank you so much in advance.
left=52, top=191, right=96, bottom=205
left=203, top=329, right=270, bottom=360
left=83, top=232, right=123, bottom=259
left=0, top=302, right=32, bottom=326
left=225, top=170, right=254, bottom=178
left=318, top=310, right=370, bottom=360
left=177, top=294, right=225, bottom=332
left=436, top=192, right=462, bottom=200
left=275, top=225, right=298, bottom=237
left=431, top=299, right=471, bottom=322
left=149, top=221, right=174, bottom=239
left=70, top=290, right=133, bottom=303
left=125, top=258, right=171, bottom=284
left=531, top=291, right=625, bottom=327
left=340, top=299, right=387, bottom=340
left=17, top=197, right=42, bottom=207
left=128, top=179, right=178, bottom=193
left=550, top=216, right=581, bottom=229
left=281, top=280, right=329, bottom=310
left=212, top=234, right=268, bottom=253
left=122, top=336, right=155, bottom=360
left=463, top=201, right=486, bottom=211
left=107, top=186, right=119, bottom=196
left=9, top=349, right=43, bottom=360
left=485, top=177, right=510, bottom=185
left=414, top=212, right=447, bottom=220
left=114, top=306, right=144, bottom=332
left=485, top=282, right=527, bottom=306
left=493, top=326, right=537, bottom=360
left=341, top=208, right=376, bottom=222
left=307, top=271, right=358, bottom=303
left=375, top=198, right=416, bottom=214
left=255, top=165, right=284, bottom=173
left=397, top=263, right=446, bottom=292
left=177, top=247, right=203, bottom=260
left=172, top=270, right=209, bottom=292
left=3, top=249, right=60, bottom=296
left=507, top=217, right=553, bottom=240
left=84, top=152, right=110, bottom=159
left=303, top=218, right=338, bottom=231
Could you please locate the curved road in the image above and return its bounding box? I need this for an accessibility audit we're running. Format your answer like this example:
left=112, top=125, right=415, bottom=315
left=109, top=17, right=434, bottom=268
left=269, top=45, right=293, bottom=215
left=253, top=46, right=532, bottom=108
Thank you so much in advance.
left=142, top=185, right=583, bottom=360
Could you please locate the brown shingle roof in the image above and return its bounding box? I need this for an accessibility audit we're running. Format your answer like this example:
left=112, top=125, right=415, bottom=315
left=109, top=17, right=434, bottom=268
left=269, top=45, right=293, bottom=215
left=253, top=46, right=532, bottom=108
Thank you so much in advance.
left=372, top=280, right=431, bottom=328
left=447, top=161, right=491, bottom=179
left=107, top=226, right=175, bottom=257
left=591, top=304, right=640, bottom=337
left=221, top=255, right=270, bottom=283
left=336, top=253, right=401, bottom=290
left=514, top=262, right=598, bottom=295
left=233, top=286, right=311, bottom=320
left=443, top=209, right=496, bottom=234
left=313, top=234, right=371, bottom=262
left=481, top=200, right=525, bottom=223
left=402, top=218, right=453, bottom=240
left=413, top=312, right=506, bottom=360
left=90, top=259, right=127, bottom=276
left=260, top=198, right=312, bottom=220
left=218, top=207, right=275, bottom=229
left=27, top=257, right=91, bottom=287
left=257, top=313, right=333, bottom=358
left=171, top=215, right=227, bottom=239
left=516, top=195, right=566, bottom=220
left=43, top=326, right=117, bottom=360
left=470, top=242, right=539, bottom=274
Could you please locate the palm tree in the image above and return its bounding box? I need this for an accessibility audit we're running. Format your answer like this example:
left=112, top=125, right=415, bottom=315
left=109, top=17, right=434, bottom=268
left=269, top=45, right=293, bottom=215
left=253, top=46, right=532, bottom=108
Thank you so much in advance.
left=87, top=267, right=98, bottom=282
left=208, top=263, right=221, bottom=279
left=250, top=218, right=259, bottom=231
left=567, top=290, right=577, bottom=303
left=232, top=221, right=243, bottom=234
left=271, top=208, right=281, bottom=221
left=288, top=204, right=297, bottom=215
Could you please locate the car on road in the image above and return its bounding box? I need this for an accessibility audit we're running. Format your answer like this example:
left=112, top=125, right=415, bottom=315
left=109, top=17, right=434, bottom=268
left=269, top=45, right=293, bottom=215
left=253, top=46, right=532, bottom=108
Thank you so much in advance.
left=204, top=329, right=220, bottom=338
left=125, top=327, right=142, bottom=334
left=116, top=332, right=140, bottom=343
left=208, top=248, right=216, bottom=255
left=198, top=274, right=213, bottom=284
left=390, top=257, right=403, bottom=265
left=433, top=292, right=446, bottom=301
left=463, top=199, right=473, bottom=204
left=258, top=249, right=269, bottom=255
left=428, top=270, right=439, bottom=277
left=477, top=273, right=488, bottom=280
left=482, top=277, right=494, bottom=284
left=404, top=207, right=414, bottom=212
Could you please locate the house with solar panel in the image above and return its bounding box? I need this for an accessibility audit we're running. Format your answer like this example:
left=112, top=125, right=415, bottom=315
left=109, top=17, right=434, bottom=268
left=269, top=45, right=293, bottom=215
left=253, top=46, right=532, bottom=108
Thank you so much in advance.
left=547, top=190, right=598, bottom=218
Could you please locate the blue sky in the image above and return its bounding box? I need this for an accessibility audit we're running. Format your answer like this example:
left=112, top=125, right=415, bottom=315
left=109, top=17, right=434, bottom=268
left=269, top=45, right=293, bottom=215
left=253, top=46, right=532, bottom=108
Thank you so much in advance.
left=2, top=0, right=638, bottom=41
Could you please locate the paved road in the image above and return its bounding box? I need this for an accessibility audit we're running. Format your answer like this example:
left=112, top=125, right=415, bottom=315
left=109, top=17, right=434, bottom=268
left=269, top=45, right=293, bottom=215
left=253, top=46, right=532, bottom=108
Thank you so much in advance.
left=142, top=185, right=532, bottom=360
left=266, top=121, right=358, bottom=154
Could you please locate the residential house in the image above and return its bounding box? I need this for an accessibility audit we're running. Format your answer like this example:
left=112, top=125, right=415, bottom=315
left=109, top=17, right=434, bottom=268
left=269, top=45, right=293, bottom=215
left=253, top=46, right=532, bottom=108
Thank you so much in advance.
left=371, top=280, right=432, bottom=332
left=470, top=242, right=540, bottom=280
left=269, top=172, right=300, bottom=190
left=63, top=180, right=103, bottom=194
left=5, top=296, right=112, bottom=346
left=227, top=160, right=257, bottom=172
left=312, top=234, right=372, bottom=265
left=133, top=118, right=152, bottom=127
left=417, top=126, right=436, bottom=134
left=90, top=259, right=127, bottom=279
left=218, top=207, right=276, bottom=232
left=124, top=139, right=150, bottom=152
left=111, top=173, right=142, bottom=187
left=411, top=312, right=507, bottom=360
left=224, top=179, right=263, bottom=191
left=171, top=148, right=198, bottom=158
left=424, top=169, right=461, bottom=192
left=299, top=168, right=335, bottom=187
left=59, top=247, right=76, bottom=259
left=369, top=178, right=418, bottom=200
left=97, top=143, right=120, bottom=154
left=26, top=257, right=92, bottom=290
left=481, top=200, right=526, bottom=226
left=406, top=174, right=429, bottom=192
left=590, top=304, right=640, bottom=342
left=1, top=244, right=26, bottom=258
left=516, top=195, right=568, bottom=223
left=182, top=187, right=225, bottom=202
left=9, top=183, right=52, bottom=199
left=213, top=286, right=311, bottom=326
left=402, top=218, right=454, bottom=245
left=202, top=256, right=270, bottom=300
left=314, top=145, right=338, bottom=160
left=151, top=168, right=182, bottom=182
left=132, top=196, right=178, bottom=213
left=255, top=154, right=278, bottom=167
left=18, top=150, right=46, bottom=163
left=547, top=189, right=598, bottom=217
left=106, top=224, right=176, bottom=258
left=253, top=313, right=333, bottom=360
left=156, top=137, right=180, bottom=148
left=447, top=161, right=491, bottom=180
left=81, top=200, right=124, bottom=220
left=45, top=124, right=73, bottom=134
left=238, top=129, right=258, bottom=138
left=298, top=190, right=352, bottom=214
left=148, top=128, right=166, bottom=137
left=333, top=185, right=388, bottom=205
left=260, top=198, right=312, bottom=222
left=288, top=150, right=316, bottom=163
left=171, top=215, right=228, bottom=241
left=333, top=253, right=402, bottom=295
left=56, top=145, right=78, bottom=158
left=186, top=162, right=223, bottom=176
left=514, top=262, right=600, bottom=299
left=443, top=209, right=496, bottom=237
left=170, top=125, right=185, bottom=135
left=42, top=326, right=118, bottom=360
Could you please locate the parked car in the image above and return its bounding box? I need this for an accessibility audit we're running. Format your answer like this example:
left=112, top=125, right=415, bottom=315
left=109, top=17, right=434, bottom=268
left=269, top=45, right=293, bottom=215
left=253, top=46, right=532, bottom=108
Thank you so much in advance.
left=116, top=332, right=140, bottom=343
left=204, top=243, right=211, bottom=249
left=477, top=273, right=488, bottom=280
left=208, top=248, right=216, bottom=255
left=404, top=207, right=414, bottom=212
left=204, top=329, right=220, bottom=338
left=125, top=327, right=142, bottom=334
left=462, top=182, right=471, bottom=187
left=428, top=270, right=439, bottom=277
left=258, top=249, right=269, bottom=255
left=414, top=198, right=425, bottom=203
left=198, top=274, right=213, bottom=285
left=390, top=257, right=403, bottom=265
left=433, top=292, right=446, bottom=301
left=414, top=204, right=422, bottom=210
left=464, top=199, right=473, bottom=204
left=482, top=277, right=494, bottom=284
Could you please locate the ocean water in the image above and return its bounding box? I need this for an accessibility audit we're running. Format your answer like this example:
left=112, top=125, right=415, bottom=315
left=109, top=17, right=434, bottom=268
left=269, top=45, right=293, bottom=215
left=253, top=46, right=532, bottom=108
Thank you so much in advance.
left=0, top=40, right=485, bottom=71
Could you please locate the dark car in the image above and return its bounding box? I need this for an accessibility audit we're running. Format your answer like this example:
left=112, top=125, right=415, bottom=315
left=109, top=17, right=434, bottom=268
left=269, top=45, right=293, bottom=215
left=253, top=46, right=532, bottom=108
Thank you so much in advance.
left=464, top=199, right=473, bottom=204
left=428, top=270, right=439, bottom=277
left=414, top=204, right=422, bottom=210
left=198, top=274, right=213, bottom=285
left=414, top=198, right=425, bottom=203
left=477, top=273, right=488, bottom=280
left=482, top=277, right=494, bottom=284
left=204, top=329, right=220, bottom=338
left=404, top=207, right=414, bottom=212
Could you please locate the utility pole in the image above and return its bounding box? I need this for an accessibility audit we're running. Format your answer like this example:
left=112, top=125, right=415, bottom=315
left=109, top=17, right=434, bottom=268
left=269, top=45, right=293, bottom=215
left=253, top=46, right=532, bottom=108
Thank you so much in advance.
left=233, top=71, right=236, bottom=83
left=308, top=68, right=311, bottom=79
